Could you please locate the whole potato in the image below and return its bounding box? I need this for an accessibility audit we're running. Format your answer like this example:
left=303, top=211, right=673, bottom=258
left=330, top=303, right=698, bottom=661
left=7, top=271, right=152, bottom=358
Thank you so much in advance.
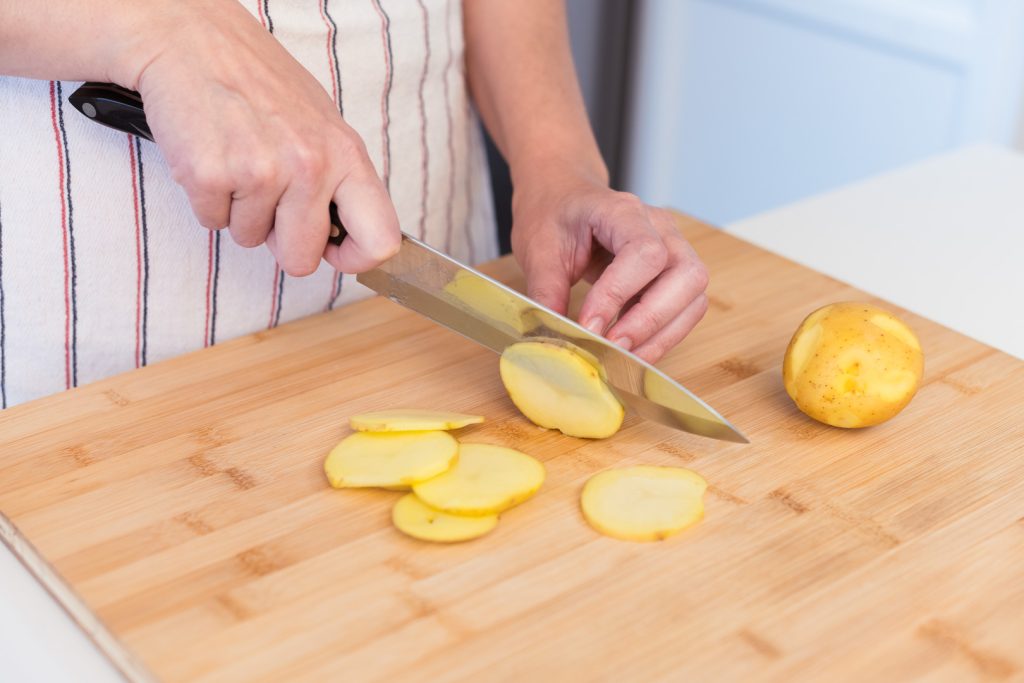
left=783, top=302, right=923, bottom=428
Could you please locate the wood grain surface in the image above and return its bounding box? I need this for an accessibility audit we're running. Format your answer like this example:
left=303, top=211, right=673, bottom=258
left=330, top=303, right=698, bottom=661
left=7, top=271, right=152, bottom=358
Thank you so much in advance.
left=1, top=215, right=1022, bottom=683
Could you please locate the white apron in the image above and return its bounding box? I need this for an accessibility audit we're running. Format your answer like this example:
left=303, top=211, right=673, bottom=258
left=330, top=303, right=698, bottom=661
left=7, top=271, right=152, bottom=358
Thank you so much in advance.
left=0, top=0, right=497, bottom=408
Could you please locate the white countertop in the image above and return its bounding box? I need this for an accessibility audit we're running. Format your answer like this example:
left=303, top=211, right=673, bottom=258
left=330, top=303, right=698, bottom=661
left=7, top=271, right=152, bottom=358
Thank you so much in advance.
left=728, top=144, right=1024, bottom=360
left=2, top=144, right=1022, bottom=681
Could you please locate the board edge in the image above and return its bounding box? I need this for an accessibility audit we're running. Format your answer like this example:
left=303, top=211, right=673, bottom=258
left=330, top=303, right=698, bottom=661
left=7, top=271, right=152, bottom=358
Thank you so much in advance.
left=0, top=511, right=159, bottom=683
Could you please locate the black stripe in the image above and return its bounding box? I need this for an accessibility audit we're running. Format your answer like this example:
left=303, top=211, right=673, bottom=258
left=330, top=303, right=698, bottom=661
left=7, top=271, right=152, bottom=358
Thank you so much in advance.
left=263, top=0, right=274, bottom=34
left=135, top=137, right=150, bottom=366
left=210, top=231, right=221, bottom=344
left=273, top=272, right=285, bottom=327
left=323, top=0, right=343, bottom=117
left=56, top=81, right=78, bottom=387
left=375, top=0, right=394, bottom=190
left=0, top=198, right=6, bottom=409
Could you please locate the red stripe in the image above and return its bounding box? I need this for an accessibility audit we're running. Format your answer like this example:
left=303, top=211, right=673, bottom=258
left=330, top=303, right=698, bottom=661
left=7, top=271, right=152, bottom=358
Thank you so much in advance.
left=203, top=232, right=214, bottom=347
left=320, top=0, right=342, bottom=310
left=128, top=135, right=143, bottom=367
left=267, top=266, right=281, bottom=329
left=49, top=81, right=72, bottom=389
left=372, top=0, right=392, bottom=185
left=318, top=1, right=339, bottom=106
left=255, top=0, right=267, bottom=29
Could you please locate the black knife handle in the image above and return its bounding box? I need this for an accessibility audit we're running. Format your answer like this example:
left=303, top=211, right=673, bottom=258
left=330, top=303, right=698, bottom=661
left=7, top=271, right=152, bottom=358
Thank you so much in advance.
left=68, top=82, right=347, bottom=246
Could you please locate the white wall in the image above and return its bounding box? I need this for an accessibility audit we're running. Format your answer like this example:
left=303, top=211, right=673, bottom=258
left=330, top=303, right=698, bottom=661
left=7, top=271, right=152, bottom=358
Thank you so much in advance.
left=624, top=0, right=1024, bottom=225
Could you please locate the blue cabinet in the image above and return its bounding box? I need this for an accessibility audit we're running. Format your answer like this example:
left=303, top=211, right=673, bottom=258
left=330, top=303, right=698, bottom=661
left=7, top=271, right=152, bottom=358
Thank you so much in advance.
left=623, top=0, right=1024, bottom=224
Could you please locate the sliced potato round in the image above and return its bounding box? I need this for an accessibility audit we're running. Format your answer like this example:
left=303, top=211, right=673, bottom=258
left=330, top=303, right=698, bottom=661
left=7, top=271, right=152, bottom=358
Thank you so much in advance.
left=581, top=466, right=706, bottom=542
left=412, top=443, right=545, bottom=515
left=324, top=431, right=458, bottom=488
left=350, top=409, right=484, bottom=433
left=392, top=494, right=498, bottom=543
left=500, top=341, right=624, bottom=439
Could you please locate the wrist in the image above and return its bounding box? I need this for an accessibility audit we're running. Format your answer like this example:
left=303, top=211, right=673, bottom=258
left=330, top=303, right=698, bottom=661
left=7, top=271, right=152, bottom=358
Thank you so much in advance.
left=510, top=151, right=609, bottom=204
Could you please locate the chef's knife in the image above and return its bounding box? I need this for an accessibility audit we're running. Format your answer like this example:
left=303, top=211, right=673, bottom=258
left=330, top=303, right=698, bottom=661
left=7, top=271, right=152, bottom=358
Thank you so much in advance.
left=69, top=82, right=748, bottom=443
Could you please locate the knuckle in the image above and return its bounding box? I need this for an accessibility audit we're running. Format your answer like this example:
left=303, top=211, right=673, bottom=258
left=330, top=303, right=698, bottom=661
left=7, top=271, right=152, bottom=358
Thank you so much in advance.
left=291, top=144, right=327, bottom=183
left=238, top=158, right=277, bottom=190
left=692, top=263, right=710, bottom=292
left=615, top=191, right=645, bottom=211
left=695, top=292, right=709, bottom=318
left=600, top=280, right=632, bottom=307
left=181, top=160, right=230, bottom=194
left=333, top=130, right=366, bottom=161
left=634, top=237, right=669, bottom=271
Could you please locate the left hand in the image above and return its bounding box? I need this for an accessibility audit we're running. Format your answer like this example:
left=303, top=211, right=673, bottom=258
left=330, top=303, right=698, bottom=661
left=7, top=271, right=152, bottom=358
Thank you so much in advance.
left=511, top=172, right=709, bottom=364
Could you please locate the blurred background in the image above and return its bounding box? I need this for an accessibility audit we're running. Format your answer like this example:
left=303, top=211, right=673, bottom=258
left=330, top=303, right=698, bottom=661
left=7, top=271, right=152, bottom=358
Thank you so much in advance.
left=487, top=0, right=1024, bottom=250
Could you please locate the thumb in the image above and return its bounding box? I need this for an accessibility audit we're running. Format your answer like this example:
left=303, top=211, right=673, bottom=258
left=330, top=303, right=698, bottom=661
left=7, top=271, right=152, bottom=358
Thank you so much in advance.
left=522, top=247, right=573, bottom=316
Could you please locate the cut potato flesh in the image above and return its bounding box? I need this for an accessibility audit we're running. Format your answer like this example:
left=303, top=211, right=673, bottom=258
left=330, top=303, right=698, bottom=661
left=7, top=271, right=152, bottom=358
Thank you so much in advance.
left=581, top=466, right=706, bottom=541
left=324, top=431, right=458, bottom=488
left=500, top=341, right=624, bottom=439
left=412, top=443, right=545, bottom=515
left=350, top=409, right=484, bottom=433
left=392, top=494, right=498, bottom=542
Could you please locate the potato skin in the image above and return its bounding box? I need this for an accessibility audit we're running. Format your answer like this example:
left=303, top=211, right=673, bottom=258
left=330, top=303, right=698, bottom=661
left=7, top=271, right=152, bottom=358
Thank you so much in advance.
left=782, top=302, right=924, bottom=428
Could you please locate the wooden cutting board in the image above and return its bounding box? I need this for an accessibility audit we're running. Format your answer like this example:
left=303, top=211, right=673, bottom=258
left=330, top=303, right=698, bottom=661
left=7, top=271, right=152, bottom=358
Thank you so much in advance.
left=1, top=215, right=1022, bottom=683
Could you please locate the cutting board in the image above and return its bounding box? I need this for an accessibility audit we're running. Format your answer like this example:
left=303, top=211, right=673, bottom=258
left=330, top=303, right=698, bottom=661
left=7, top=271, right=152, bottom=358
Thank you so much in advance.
left=1, top=215, right=1022, bottom=683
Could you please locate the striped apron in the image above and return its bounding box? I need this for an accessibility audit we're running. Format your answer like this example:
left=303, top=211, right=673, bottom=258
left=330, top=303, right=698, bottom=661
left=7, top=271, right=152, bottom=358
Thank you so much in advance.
left=0, top=0, right=497, bottom=408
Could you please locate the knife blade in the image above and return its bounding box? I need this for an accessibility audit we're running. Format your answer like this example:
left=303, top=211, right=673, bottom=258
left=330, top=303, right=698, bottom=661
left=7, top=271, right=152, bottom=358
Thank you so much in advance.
left=69, top=82, right=748, bottom=443
left=358, top=234, right=748, bottom=443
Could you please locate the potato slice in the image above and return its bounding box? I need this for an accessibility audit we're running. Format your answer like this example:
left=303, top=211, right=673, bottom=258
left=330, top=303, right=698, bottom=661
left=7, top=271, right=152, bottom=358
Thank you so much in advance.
left=581, top=466, right=706, bottom=541
left=392, top=494, right=498, bottom=542
left=350, top=409, right=484, bottom=433
left=412, top=443, right=545, bottom=515
left=500, top=341, right=624, bottom=439
left=324, top=431, right=458, bottom=488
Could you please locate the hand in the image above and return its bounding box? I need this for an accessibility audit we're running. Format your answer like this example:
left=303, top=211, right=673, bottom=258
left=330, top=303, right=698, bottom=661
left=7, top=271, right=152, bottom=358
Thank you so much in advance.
left=511, top=171, right=709, bottom=364
left=122, top=0, right=400, bottom=275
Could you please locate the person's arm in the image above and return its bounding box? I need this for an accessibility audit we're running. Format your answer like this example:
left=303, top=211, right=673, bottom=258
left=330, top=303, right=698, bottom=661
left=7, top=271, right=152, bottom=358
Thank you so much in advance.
left=0, top=0, right=399, bottom=275
left=463, top=0, right=709, bottom=363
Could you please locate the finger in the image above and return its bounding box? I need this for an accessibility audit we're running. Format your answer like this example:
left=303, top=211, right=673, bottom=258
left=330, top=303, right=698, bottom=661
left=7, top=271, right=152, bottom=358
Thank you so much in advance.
left=519, top=231, right=574, bottom=315
left=265, top=180, right=333, bottom=276
left=227, top=187, right=283, bottom=248
left=577, top=231, right=667, bottom=336
left=580, top=246, right=612, bottom=285
left=183, top=180, right=232, bottom=230
left=631, top=293, right=709, bottom=363
left=226, top=159, right=283, bottom=248
left=322, top=144, right=401, bottom=273
left=603, top=255, right=709, bottom=351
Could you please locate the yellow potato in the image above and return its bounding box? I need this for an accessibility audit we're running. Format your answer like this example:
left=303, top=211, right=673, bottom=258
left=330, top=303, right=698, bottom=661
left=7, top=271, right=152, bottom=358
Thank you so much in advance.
left=783, top=302, right=924, bottom=428
left=350, top=409, right=484, bottom=432
left=581, top=466, right=706, bottom=542
left=324, top=431, right=458, bottom=488
left=500, top=341, right=624, bottom=439
left=392, top=494, right=498, bottom=543
left=412, top=443, right=545, bottom=515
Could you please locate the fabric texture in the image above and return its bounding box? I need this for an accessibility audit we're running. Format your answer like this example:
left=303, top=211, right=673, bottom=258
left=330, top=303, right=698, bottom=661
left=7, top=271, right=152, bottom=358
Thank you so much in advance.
left=0, top=0, right=497, bottom=408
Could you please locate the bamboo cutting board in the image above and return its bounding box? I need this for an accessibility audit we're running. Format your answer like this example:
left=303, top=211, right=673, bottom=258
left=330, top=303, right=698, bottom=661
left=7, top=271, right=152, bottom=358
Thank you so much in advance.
left=1, top=215, right=1022, bottom=683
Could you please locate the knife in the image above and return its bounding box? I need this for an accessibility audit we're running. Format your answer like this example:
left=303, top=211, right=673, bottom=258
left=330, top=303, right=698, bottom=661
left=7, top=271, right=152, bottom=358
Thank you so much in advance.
left=69, top=82, right=748, bottom=443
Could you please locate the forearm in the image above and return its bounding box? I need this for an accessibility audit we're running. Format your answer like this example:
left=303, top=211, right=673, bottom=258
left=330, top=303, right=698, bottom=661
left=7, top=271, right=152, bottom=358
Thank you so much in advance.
left=463, top=0, right=608, bottom=190
left=0, top=0, right=191, bottom=87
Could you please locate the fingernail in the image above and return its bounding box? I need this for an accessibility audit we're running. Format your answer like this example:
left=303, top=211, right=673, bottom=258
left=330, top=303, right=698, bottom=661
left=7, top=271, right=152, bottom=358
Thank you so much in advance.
left=611, top=336, right=633, bottom=351
left=584, top=317, right=605, bottom=335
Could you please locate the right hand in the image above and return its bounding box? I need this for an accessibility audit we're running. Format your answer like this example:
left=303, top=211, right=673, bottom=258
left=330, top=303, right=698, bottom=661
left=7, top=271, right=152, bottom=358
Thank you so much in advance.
left=118, top=0, right=400, bottom=275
